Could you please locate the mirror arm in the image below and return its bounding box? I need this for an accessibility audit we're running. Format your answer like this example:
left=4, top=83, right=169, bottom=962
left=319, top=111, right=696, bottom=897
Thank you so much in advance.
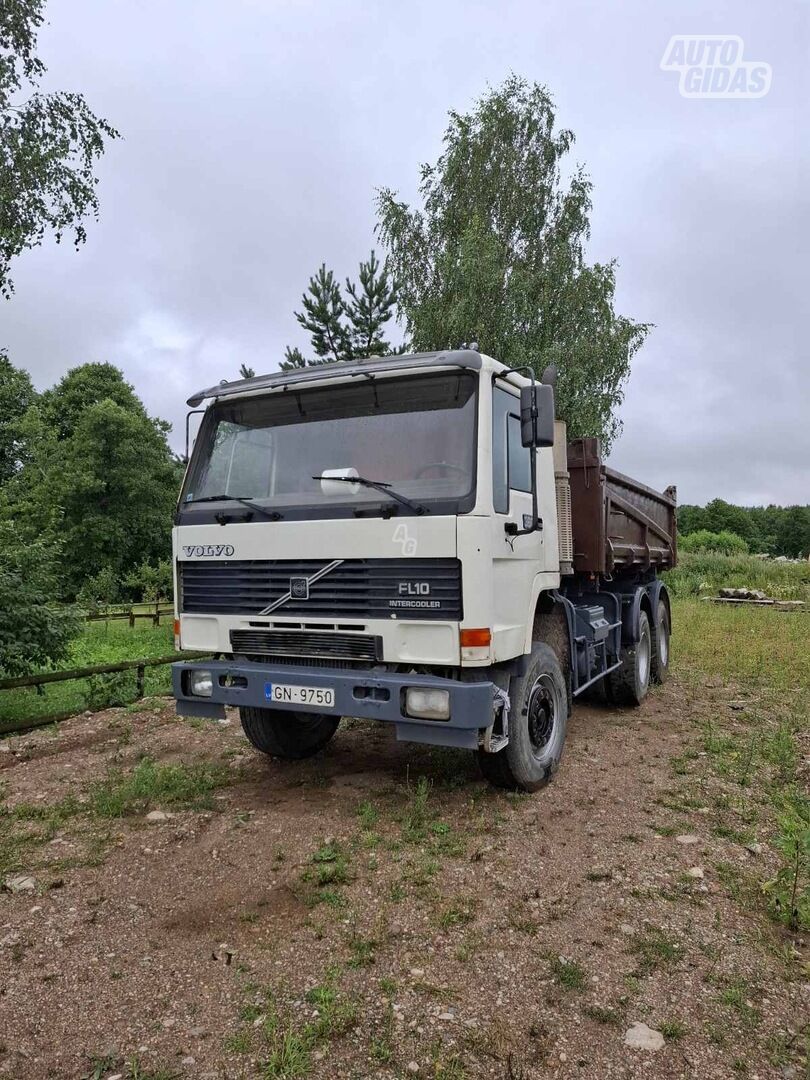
left=505, top=446, right=540, bottom=539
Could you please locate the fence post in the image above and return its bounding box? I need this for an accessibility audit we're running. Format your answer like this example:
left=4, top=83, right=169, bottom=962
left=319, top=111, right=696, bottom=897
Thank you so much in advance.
left=136, top=663, right=145, bottom=700
left=129, top=609, right=135, bottom=628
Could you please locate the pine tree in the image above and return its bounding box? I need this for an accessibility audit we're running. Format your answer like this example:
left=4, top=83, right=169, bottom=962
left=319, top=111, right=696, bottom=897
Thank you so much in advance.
left=345, top=251, right=398, bottom=358
left=281, top=252, right=399, bottom=370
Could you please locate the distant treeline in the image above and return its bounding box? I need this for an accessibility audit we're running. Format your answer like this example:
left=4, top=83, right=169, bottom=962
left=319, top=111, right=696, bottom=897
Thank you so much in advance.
left=678, top=499, right=810, bottom=559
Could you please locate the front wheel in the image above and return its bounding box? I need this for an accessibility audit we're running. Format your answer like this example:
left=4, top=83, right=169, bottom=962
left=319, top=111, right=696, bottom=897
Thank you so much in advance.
left=239, top=707, right=340, bottom=760
left=478, top=643, right=568, bottom=793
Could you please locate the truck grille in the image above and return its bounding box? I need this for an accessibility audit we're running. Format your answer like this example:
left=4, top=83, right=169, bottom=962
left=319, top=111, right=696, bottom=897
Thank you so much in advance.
left=230, top=629, right=379, bottom=663
left=179, top=558, right=462, bottom=620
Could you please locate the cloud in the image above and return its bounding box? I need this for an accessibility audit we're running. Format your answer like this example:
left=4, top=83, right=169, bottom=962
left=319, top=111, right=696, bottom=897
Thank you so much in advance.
left=2, top=0, right=806, bottom=505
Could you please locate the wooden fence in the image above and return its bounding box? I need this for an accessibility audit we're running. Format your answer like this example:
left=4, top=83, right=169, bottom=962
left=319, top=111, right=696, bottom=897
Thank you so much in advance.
left=85, top=602, right=174, bottom=626
left=0, top=652, right=206, bottom=735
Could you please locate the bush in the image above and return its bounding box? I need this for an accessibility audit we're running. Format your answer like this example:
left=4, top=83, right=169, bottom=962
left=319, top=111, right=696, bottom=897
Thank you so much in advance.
left=0, top=522, right=81, bottom=677
left=679, top=529, right=749, bottom=556
left=124, top=558, right=173, bottom=603
left=77, top=566, right=121, bottom=610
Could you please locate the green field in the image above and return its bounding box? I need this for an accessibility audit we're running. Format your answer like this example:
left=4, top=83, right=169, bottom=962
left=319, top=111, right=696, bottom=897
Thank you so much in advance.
left=665, top=550, right=810, bottom=601
left=673, top=597, right=809, bottom=691
left=0, top=620, right=174, bottom=732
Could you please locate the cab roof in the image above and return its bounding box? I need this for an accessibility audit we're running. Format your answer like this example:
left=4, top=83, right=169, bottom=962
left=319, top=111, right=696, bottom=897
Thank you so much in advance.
left=186, top=349, right=488, bottom=407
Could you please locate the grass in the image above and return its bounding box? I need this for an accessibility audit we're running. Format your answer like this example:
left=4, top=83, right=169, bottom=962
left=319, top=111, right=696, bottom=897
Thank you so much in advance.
left=659, top=1020, right=687, bottom=1041
left=672, top=598, right=808, bottom=692
left=225, top=970, right=358, bottom=1079
left=671, top=598, right=809, bottom=933
left=665, top=550, right=810, bottom=603
left=437, top=896, right=476, bottom=930
left=583, top=1004, right=621, bottom=1025
left=299, top=840, right=353, bottom=906
left=0, top=755, right=232, bottom=875
left=89, top=757, right=230, bottom=817
left=548, top=956, right=587, bottom=991
left=629, top=927, right=682, bottom=975
left=1, top=620, right=174, bottom=732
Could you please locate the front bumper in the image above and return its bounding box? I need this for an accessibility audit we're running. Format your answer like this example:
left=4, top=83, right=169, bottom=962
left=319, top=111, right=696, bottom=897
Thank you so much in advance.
left=172, top=660, right=495, bottom=749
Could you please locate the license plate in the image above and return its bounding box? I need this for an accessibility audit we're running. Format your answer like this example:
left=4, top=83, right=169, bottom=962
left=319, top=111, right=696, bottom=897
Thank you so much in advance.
left=264, top=682, right=335, bottom=708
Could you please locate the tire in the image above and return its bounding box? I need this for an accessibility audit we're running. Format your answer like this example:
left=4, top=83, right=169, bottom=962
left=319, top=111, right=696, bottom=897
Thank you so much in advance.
left=606, top=608, right=652, bottom=707
left=239, top=707, right=340, bottom=760
left=478, top=643, right=568, bottom=793
left=650, top=597, right=671, bottom=684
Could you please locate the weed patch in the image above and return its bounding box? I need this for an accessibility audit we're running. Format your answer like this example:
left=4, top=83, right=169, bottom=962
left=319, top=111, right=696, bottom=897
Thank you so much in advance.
left=548, top=956, right=587, bottom=991
left=89, top=757, right=229, bottom=817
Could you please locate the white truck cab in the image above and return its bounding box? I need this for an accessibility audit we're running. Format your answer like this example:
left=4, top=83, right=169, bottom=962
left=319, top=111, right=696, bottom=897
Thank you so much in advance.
left=172, top=349, right=676, bottom=792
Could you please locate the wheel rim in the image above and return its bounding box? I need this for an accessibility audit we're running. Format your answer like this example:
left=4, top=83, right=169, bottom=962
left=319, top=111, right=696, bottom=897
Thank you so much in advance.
left=638, top=623, right=651, bottom=688
left=526, top=674, right=557, bottom=759
left=659, top=609, right=670, bottom=667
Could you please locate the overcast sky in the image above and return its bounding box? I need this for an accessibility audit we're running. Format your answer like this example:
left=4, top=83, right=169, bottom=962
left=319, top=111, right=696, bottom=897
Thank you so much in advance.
left=2, top=0, right=807, bottom=506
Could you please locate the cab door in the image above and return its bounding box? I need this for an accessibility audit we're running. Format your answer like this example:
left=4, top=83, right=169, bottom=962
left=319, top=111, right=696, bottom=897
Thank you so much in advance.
left=490, top=385, right=545, bottom=659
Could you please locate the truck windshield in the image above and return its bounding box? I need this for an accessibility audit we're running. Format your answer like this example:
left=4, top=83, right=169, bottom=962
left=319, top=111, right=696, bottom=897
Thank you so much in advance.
left=181, top=371, right=477, bottom=517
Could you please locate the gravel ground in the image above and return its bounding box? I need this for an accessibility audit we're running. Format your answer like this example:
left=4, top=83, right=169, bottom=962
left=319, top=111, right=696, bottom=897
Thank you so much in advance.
left=0, top=677, right=806, bottom=1080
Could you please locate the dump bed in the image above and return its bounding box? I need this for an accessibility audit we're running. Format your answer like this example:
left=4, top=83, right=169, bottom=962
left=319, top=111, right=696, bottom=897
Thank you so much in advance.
left=567, top=437, right=677, bottom=576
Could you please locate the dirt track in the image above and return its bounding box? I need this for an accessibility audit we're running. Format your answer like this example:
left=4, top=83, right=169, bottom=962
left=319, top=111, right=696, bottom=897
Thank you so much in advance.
left=0, top=678, right=806, bottom=1079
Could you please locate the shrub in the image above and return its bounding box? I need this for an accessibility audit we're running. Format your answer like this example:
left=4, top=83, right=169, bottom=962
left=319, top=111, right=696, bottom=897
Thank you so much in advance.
left=0, top=522, right=81, bottom=677
left=77, top=566, right=121, bottom=609
left=680, top=529, right=749, bottom=556
left=124, top=558, right=173, bottom=603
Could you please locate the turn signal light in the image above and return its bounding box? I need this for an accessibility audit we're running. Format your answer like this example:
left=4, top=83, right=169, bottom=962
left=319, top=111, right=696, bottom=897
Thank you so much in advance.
left=460, top=628, right=491, bottom=648
left=173, top=619, right=180, bottom=649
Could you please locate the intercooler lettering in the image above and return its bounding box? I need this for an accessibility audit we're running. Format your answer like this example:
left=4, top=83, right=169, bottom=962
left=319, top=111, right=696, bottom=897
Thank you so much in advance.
left=389, top=598, right=442, bottom=609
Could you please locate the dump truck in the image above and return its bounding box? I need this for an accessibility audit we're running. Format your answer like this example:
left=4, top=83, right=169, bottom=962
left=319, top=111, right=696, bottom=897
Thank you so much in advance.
left=171, top=350, right=676, bottom=792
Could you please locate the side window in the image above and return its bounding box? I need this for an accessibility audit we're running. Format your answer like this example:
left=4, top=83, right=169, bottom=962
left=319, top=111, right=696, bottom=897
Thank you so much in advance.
left=492, top=386, right=533, bottom=511
left=507, top=414, right=532, bottom=493
left=492, top=388, right=509, bottom=513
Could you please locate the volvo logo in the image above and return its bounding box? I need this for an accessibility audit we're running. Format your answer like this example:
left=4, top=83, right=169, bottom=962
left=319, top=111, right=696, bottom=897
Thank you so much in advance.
left=182, top=544, right=235, bottom=558
left=258, top=559, right=344, bottom=615
left=290, top=577, right=309, bottom=599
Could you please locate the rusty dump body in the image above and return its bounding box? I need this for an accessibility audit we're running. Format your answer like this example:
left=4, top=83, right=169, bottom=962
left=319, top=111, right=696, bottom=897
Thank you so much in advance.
left=567, top=437, right=677, bottom=577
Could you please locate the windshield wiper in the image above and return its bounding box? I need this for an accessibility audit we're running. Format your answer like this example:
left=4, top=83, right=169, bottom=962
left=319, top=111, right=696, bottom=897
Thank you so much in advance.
left=183, top=495, right=283, bottom=521
left=312, top=475, right=427, bottom=516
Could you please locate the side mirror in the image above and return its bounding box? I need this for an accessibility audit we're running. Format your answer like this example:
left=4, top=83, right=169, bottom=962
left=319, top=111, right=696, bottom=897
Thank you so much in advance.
left=520, top=383, right=555, bottom=448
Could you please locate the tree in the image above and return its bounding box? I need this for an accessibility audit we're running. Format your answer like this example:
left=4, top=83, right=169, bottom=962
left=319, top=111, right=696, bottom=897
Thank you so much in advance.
left=0, top=349, right=36, bottom=482
left=0, top=520, right=80, bottom=677
left=377, top=76, right=649, bottom=450
left=1, top=362, right=180, bottom=600
left=39, top=398, right=179, bottom=596
left=239, top=363, right=256, bottom=379
left=775, top=506, right=810, bottom=559
left=344, top=250, right=398, bottom=358
left=282, top=252, right=399, bottom=370
left=0, top=0, right=119, bottom=296
left=700, top=498, right=755, bottom=543
left=39, top=362, right=153, bottom=442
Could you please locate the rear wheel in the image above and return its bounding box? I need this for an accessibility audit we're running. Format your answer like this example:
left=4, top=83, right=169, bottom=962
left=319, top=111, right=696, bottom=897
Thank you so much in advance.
left=478, top=643, right=568, bottom=793
left=239, top=707, right=340, bottom=760
left=650, top=598, right=671, bottom=684
left=606, top=608, right=652, bottom=707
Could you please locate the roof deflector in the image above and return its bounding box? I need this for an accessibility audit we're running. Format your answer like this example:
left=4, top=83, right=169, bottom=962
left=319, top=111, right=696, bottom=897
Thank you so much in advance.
left=186, top=350, right=482, bottom=407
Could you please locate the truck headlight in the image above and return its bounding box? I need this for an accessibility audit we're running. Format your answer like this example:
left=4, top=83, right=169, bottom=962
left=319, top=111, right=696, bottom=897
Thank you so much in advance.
left=404, top=687, right=450, bottom=720
left=189, top=670, right=214, bottom=697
